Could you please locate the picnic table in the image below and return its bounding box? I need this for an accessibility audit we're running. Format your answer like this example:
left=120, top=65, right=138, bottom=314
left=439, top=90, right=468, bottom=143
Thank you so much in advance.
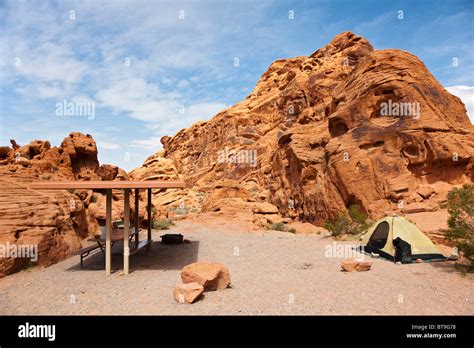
left=29, top=180, right=186, bottom=275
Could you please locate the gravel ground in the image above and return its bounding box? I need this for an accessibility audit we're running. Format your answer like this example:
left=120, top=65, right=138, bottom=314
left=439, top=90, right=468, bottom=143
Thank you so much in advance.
left=0, top=220, right=472, bottom=315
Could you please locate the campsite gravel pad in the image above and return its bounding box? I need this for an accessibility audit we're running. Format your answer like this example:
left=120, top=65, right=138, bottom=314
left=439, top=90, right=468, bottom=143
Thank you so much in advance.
left=0, top=220, right=472, bottom=315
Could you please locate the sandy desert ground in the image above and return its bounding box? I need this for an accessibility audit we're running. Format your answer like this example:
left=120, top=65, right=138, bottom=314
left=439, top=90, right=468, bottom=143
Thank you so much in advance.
left=0, top=218, right=472, bottom=315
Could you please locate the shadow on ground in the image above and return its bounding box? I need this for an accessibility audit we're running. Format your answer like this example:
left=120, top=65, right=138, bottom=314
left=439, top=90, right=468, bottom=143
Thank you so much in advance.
left=66, top=240, right=199, bottom=273
left=428, top=260, right=474, bottom=277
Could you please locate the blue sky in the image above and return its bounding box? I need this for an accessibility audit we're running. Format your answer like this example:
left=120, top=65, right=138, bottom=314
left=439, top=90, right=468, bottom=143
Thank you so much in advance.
left=0, top=0, right=473, bottom=171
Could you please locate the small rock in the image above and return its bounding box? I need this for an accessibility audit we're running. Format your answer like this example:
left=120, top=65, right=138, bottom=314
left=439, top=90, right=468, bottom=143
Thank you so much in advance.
left=341, top=259, right=372, bottom=272
left=252, top=202, right=279, bottom=214
left=265, top=213, right=284, bottom=224
left=7, top=165, right=17, bottom=172
left=16, top=157, right=30, bottom=167
left=416, top=258, right=423, bottom=263
left=173, top=282, right=204, bottom=304
left=401, top=202, right=438, bottom=214
left=296, top=262, right=313, bottom=270
left=181, top=262, right=231, bottom=290
left=416, top=185, right=435, bottom=199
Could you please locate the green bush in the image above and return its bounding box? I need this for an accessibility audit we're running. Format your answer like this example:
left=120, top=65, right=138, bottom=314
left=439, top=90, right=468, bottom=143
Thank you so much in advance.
left=90, top=194, right=98, bottom=203
left=324, top=212, right=350, bottom=237
left=324, top=204, right=371, bottom=237
left=152, top=218, right=175, bottom=230
left=266, top=222, right=296, bottom=233
left=268, top=222, right=285, bottom=231
left=445, top=184, right=474, bottom=267
left=175, top=207, right=189, bottom=215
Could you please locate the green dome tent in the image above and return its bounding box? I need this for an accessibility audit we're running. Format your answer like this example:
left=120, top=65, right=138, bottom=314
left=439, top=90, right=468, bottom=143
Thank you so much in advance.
left=357, top=215, right=446, bottom=262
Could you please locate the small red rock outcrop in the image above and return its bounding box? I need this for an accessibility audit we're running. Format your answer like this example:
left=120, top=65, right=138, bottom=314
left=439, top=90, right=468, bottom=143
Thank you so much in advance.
left=181, top=262, right=231, bottom=291
left=341, top=259, right=372, bottom=272
left=173, top=282, right=204, bottom=304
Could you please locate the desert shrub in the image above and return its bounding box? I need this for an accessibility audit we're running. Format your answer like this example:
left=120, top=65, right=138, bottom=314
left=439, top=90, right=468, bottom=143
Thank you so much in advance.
left=347, top=205, right=370, bottom=228
left=324, top=204, right=371, bottom=237
left=324, top=212, right=351, bottom=237
left=175, top=206, right=189, bottom=215
left=266, top=222, right=297, bottom=233
left=152, top=218, right=175, bottom=230
left=90, top=194, right=98, bottom=203
left=268, top=222, right=285, bottom=231
left=445, top=184, right=474, bottom=267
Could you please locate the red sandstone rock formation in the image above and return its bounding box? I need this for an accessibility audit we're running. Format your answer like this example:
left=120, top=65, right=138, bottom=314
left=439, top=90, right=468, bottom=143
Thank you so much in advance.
left=0, top=132, right=129, bottom=277
left=131, top=32, right=474, bottom=227
left=2, top=32, right=473, bottom=276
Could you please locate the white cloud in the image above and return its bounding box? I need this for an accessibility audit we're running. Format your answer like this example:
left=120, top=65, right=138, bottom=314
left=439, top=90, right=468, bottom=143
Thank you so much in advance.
left=71, top=95, right=95, bottom=104
left=13, top=42, right=87, bottom=84
left=129, top=136, right=164, bottom=150
left=37, top=83, right=64, bottom=99
left=130, top=100, right=180, bottom=122
left=0, top=0, right=322, bottom=171
left=96, top=77, right=228, bottom=126
left=97, top=141, right=121, bottom=150
left=186, top=102, right=228, bottom=120
left=445, top=85, right=474, bottom=124
left=130, top=101, right=228, bottom=125
left=176, top=79, right=191, bottom=89
left=96, top=78, right=159, bottom=111
left=162, top=77, right=174, bottom=86
left=15, top=82, right=68, bottom=100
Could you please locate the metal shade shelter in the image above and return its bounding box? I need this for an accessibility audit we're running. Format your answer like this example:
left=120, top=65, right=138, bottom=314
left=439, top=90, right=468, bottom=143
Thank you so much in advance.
left=30, top=180, right=186, bottom=275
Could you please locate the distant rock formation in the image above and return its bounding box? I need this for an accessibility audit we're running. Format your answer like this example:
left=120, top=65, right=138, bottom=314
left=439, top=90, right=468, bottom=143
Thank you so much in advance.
left=131, top=32, right=474, bottom=228
left=0, top=132, right=129, bottom=277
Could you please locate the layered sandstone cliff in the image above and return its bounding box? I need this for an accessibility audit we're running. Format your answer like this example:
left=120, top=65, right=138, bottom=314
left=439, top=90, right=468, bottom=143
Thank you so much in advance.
left=131, top=32, right=474, bottom=227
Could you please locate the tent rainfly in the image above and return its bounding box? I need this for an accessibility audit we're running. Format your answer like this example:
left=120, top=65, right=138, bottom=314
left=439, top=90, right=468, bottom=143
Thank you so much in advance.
left=357, top=215, right=446, bottom=262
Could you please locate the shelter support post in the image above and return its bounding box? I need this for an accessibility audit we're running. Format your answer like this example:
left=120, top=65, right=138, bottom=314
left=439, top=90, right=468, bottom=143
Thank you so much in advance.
left=147, top=188, right=152, bottom=243
left=105, top=189, right=112, bottom=275
left=123, top=189, right=130, bottom=275
left=134, top=188, right=139, bottom=248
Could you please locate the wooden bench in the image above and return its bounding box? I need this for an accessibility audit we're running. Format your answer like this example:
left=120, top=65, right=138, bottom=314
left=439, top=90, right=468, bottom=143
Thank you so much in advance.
left=79, top=227, right=140, bottom=269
